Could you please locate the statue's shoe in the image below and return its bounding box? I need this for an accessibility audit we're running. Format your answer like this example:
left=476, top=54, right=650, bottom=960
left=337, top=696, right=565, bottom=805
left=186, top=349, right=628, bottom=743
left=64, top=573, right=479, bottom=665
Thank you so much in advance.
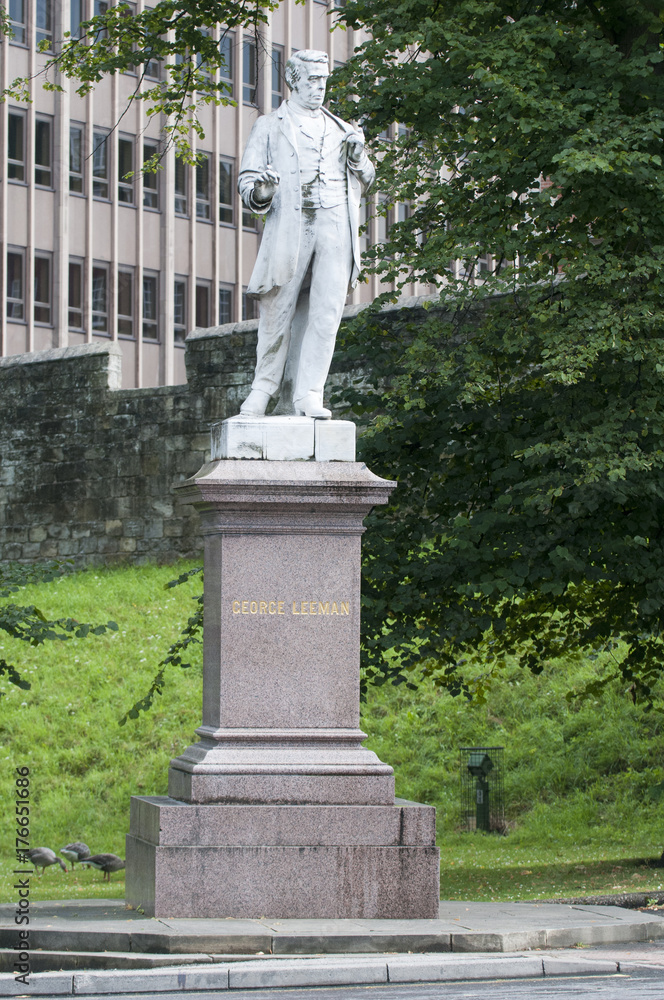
left=294, top=392, right=332, bottom=419
left=240, top=389, right=271, bottom=416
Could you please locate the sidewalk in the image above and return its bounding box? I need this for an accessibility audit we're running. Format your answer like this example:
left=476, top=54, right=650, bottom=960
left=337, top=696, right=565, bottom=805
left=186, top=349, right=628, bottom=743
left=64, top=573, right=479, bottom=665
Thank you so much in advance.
left=1, top=898, right=662, bottom=995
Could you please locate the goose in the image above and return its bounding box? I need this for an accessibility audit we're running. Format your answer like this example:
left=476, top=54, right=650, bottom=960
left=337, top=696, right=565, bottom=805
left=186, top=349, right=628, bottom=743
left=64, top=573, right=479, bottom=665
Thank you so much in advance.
left=81, top=853, right=125, bottom=880
left=26, top=847, right=67, bottom=875
left=60, top=842, right=91, bottom=868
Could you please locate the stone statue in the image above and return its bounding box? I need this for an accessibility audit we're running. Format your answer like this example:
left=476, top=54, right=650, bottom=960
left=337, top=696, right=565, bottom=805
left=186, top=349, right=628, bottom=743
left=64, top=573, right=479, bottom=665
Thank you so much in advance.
left=238, top=49, right=375, bottom=419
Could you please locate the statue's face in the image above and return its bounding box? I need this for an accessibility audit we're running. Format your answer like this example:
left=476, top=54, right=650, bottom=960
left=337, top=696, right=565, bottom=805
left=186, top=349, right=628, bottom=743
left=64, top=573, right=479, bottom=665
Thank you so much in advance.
left=292, top=63, right=329, bottom=110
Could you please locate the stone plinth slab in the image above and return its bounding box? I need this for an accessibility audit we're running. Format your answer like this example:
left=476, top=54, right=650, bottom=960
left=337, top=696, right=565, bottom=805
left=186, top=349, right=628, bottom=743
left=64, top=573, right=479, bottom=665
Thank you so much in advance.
left=130, top=796, right=435, bottom=847
left=212, top=416, right=356, bottom=462
left=126, top=835, right=440, bottom=919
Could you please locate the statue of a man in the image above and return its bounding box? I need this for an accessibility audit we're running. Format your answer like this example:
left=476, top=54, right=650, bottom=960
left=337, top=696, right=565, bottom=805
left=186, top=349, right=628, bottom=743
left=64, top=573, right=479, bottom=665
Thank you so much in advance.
left=238, top=49, right=375, bottom=419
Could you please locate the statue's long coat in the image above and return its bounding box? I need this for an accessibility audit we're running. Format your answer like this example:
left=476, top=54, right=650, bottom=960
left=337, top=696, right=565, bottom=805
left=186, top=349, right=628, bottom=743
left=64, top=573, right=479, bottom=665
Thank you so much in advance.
left=238, top=101, right=375, bottom=296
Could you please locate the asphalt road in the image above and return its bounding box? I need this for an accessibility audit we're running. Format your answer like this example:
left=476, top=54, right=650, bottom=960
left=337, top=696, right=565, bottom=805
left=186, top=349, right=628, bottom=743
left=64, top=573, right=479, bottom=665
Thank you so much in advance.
left=38, top=972, right=662, bottom=1000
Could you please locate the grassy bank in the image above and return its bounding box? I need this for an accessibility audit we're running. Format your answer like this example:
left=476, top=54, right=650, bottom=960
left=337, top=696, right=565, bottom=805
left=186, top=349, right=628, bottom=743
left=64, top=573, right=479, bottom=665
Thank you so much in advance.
left=1, top=561, right=662, bottom=904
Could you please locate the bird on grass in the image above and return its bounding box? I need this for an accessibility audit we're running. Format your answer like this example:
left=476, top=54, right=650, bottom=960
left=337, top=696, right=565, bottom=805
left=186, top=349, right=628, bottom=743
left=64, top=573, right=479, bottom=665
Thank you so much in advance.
left=26, top=848, right=67, bottom=876
left=60, top=842, right=91, bottom=868
left=81, top=854, right=125, bottom=880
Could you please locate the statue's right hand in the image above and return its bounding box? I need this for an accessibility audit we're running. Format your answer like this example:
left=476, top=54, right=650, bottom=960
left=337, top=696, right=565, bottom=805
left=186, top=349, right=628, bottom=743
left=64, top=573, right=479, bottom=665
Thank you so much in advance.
left=253, top=167, right=280, bottom=205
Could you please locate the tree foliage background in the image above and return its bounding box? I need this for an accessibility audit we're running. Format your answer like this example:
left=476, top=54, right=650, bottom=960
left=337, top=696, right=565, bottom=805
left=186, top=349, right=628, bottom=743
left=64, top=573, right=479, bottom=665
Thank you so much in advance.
left=328, top=0, right=664, bottom=705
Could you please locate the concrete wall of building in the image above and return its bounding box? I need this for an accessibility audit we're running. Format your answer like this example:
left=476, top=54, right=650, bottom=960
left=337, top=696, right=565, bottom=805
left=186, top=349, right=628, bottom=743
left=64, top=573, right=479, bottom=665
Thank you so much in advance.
left=0, top=298, right=437, bottom=565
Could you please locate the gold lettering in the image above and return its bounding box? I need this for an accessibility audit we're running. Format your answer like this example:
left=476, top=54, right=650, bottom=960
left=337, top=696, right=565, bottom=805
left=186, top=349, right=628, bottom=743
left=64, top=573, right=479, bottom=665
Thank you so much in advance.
left=309, top=600, right=317, bottom=614
left=259, top=601, right=268, bottom=614
left=292, top=602, right=299, bottom=614
left=242, top=601, right=249, bottom=614
left=301, top=602, right=309, bottom=614
left=318, top=602, right=329, bottom=615
left=269, top=601, right=277, bottom=615
left=232, top=601, right=241, bottom=614
left=340, top=602, right=350, bottom=615
left=250, top=601, right=258, bottom=614
left=278, top=601, right=285, bottom=614
left=331, top=602, right=339, bottom=615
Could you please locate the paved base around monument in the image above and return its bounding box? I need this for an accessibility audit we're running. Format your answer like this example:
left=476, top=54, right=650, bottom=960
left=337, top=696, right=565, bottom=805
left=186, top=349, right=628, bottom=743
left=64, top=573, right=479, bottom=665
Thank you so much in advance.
left=1, top=897, right=663, bottom=993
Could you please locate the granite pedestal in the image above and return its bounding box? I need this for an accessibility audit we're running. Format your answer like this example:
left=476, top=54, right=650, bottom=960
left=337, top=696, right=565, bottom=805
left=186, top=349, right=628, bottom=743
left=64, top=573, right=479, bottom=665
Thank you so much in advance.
left=126, top=419, right=439, bottom=918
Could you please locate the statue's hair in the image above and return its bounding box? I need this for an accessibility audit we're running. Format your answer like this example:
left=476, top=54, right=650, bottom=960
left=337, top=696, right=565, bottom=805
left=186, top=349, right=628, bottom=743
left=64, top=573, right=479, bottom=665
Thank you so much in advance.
left=285, top=49, right=329, bottom=91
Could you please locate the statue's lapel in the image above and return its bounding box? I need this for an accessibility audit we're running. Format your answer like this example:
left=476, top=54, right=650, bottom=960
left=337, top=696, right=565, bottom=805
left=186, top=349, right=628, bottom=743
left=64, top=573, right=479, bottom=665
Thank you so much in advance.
left=278, top=102, right=299, bottom=152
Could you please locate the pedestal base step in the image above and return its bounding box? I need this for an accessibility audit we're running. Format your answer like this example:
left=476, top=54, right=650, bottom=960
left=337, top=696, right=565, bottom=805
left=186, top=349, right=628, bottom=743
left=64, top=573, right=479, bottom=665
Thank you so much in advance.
left=126, top=797, right=440, bottom=919
left=126, top=838, right=440, bottom=919
left=212, top=416, right=356, bottom=462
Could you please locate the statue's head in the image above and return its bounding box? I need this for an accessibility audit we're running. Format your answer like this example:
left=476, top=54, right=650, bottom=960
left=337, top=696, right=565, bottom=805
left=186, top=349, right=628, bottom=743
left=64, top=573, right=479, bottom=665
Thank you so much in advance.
left=285, top=50, right=329, bottom=110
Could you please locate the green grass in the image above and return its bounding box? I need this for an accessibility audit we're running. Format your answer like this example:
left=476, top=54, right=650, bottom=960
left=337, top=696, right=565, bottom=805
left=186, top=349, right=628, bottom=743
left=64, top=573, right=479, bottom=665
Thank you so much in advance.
left=1, top=560, right=663, bottom=904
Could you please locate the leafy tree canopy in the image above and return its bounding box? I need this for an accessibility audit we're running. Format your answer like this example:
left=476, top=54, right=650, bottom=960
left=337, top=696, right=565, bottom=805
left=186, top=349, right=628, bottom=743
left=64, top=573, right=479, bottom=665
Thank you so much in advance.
left=327, top=0, right=664, bottom=705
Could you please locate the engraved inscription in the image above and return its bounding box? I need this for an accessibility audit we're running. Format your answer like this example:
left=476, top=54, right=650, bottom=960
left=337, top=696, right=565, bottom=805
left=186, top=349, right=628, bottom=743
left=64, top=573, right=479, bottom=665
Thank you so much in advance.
left=232, top=600, right=350, bottom=616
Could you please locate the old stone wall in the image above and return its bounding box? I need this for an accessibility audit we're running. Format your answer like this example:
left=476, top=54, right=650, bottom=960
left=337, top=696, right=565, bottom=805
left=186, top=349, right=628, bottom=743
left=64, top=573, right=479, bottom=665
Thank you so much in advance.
left=0, top=298, right=436, bottom=565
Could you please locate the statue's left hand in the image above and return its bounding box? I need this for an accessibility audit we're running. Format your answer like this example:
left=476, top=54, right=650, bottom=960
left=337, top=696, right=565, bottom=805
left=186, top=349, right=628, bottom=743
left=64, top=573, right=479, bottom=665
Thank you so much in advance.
left=345, top=133, right=365, bottom=164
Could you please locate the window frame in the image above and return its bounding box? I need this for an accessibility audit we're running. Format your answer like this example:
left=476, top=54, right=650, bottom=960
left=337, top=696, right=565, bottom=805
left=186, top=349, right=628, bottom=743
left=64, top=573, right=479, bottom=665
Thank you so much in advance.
left=6, top=248, right=25, bottom=321
left=242, top=287, right=258, bottom=321
left=8, top=0, right=26, bottom=45
left=196, top=153, right=212, bottom=221
left=34, top=116, right=53, bottom=188
left=69, top=123, right=84, bottom=194
left=117, top=267, right=135, bottom=338
left=142, top=272, right=159, bottom=341
left=195, top=281, right=211, bottom=328
left=174, top=277, right=187, bottom=344
left=219, top=31, right=234, bottom=98
left=118, top=136, right=135, bottom=204
left=219, top=156, right=235, bottom=226
left=243, top=37, right=257, bottom=106
left=36, top=0, right=53, bottom=50
left=174, top=155, right=188, bottom=216
left=68, top=258, right=85, bottom=331
left=271, top=44, right=284, bottom=110
left=219, top=283, right=234, bottom=326
left=143, top=141, right=160, bottom=210
left=33, top=253, right=52, bottom=326
left=92, top=262, right=110, bottom=334
left=92, top=130, right=110, bottom=200
left=8, top=109, right=26, bottom=183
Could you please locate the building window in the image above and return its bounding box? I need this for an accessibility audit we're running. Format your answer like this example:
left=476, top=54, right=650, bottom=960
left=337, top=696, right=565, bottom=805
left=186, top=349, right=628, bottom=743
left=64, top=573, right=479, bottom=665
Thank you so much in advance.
left=242, top=288, right=258, bottom=321
left=70, top=0, right=83, bottom=39
left=174, top=156, right=188, bottom=215
left=69, top=124, right=84, bottom=193
left=272, top=45, right=284, bottom=109
left=36, top=0, right=53, bottom=49
left=68, top=259, right=84, bottom=330
left=219, top=158, right=234, bottom=225
left=93, top=0, right=109, bottom=39
left=243, top=38, right=257, bottom=105
left=142, top=274, right=159, bottom=340
left=219, top=32, right=234, bottom=97
left=118, top=268, right=134, bottom=337
left=9, top=0, right=26, bottom=45
left=243, top=206, right=257, bottom=231
left=196, top=153, right=211, bottom=220
left=34, top=255, right=52, bottom=325
left=118, top=137, right=134, bottom=203
left=8, top=110, right=26, bottom=181
left=174, top=278, right=187, bottom=343
left=92, top=131, right=109, bottom=199
left=92, top=263, right=109, bottom=332
left=34, top=117, right=53, bottom=187
left=219, top=284, right=233, bottom=325
left=195, top=283, right=210, bottom=327
left=195, top=27, right=212, bottom=83
left=6, top=250, right=24, bottom=320
left=143, top=142, right=159, bottom=209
